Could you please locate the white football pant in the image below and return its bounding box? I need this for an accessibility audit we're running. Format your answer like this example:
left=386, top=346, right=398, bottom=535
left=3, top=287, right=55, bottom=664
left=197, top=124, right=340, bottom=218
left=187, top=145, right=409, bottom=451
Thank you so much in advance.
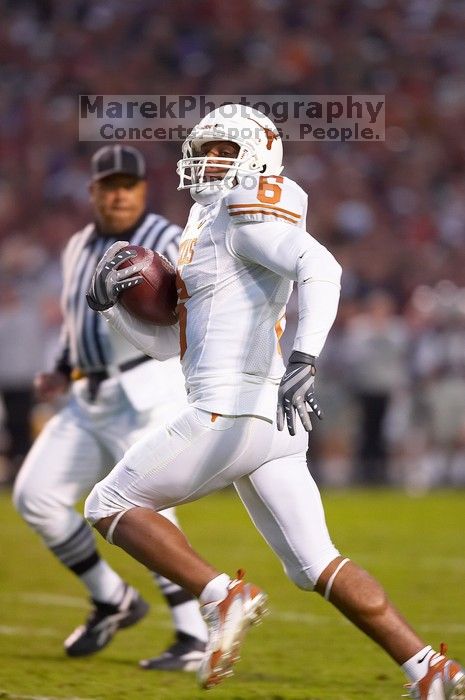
left=85, top=406, right=339, bottom=589
left=13, top=378, right=179, bottom=546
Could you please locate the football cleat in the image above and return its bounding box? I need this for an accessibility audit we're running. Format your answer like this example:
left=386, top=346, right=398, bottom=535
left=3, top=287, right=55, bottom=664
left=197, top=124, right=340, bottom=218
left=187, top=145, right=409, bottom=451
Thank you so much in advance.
left=197, top=569, right=268, bottom=690
left=405, top=644, right=465, bottom=699
left=139, top=631, right=206, bottom=671
left=64, top=584, right=149, bottom=657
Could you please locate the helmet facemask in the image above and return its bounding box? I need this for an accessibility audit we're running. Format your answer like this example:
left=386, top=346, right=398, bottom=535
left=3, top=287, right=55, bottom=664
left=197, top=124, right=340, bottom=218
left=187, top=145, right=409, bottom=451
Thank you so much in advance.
left=177, top=128, right=262, bottom=197
left=177, top=106, right=284, bottom=202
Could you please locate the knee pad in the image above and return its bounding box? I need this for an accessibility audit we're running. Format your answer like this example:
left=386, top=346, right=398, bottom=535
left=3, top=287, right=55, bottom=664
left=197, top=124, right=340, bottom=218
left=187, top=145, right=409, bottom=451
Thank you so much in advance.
left=283, top=563, right=316, bottom=591
left=284, top=548, right=342, bottom=592
left=83, top=484, right=102, bottom=526
left=85, top=469, right=149, bottom=527
left=84, top=487, right=131, bottom=547
left=13, top=481, right=80, bottom=546
left=13, top=480, right=49, bottom=525
left=84, top=481, right=126, bottom=527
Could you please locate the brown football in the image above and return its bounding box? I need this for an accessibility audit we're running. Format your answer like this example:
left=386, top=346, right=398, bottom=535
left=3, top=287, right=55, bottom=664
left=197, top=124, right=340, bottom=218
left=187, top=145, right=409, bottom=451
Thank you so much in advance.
left=118, top=245, right=178, bottom=326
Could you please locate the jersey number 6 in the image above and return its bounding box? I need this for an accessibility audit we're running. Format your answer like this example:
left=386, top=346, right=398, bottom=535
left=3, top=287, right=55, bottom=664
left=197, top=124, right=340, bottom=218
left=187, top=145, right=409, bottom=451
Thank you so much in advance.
left=257, top=176, right=283, bottom=205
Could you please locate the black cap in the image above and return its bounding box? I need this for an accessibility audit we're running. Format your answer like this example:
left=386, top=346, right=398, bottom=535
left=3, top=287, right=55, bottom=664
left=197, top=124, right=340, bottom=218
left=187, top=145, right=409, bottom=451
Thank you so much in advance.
left=91, top=145, right=146, bottom=182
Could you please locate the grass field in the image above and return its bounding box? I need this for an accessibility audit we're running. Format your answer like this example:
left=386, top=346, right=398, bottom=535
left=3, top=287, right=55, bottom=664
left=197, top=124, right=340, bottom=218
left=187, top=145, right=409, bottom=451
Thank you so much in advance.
left=0, top=487, right=464, bottom=700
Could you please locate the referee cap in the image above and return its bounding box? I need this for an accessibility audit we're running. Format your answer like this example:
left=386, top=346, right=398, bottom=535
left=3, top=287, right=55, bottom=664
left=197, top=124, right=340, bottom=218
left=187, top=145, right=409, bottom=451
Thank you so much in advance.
left=91, top=145, right=146, bottom=181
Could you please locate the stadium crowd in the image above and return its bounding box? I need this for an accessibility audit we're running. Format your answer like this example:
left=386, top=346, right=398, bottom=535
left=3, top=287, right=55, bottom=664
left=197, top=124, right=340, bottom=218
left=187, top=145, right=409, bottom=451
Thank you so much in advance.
left=0, top=0, right=464, bottom=487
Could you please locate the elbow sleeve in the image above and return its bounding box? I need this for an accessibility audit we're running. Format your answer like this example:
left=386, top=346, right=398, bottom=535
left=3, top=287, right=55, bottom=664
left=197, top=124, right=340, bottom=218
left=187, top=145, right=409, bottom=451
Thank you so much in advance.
left=297, top=246, right=342, bottom=287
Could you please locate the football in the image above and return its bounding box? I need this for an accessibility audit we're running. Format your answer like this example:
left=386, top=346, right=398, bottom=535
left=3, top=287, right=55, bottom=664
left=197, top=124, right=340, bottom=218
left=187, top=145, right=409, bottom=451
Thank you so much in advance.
left=118, top=245, right=178, bottom=326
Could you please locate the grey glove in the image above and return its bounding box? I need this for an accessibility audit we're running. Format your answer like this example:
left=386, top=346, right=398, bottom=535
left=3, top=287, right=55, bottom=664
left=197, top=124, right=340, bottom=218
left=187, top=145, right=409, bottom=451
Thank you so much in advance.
left=86, top=241, right=145, bottom=311
left=277, top=350, right=323, bottom=436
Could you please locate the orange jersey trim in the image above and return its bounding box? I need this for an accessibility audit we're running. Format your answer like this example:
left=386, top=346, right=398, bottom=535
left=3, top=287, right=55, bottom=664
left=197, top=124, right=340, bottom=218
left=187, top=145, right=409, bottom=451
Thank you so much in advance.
left=275, top=316, right=285, bottom=356
left=228, top=202, right=301, bottom=220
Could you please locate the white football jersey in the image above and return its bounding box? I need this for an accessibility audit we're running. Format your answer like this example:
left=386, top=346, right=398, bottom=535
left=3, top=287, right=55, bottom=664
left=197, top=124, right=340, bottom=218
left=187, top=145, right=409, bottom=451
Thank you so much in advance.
left=177, top=174, right=308, bottom=420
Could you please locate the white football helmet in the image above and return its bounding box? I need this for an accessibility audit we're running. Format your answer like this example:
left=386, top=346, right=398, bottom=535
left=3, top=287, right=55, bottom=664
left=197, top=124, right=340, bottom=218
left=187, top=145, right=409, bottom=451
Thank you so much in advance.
left=177, top=104, right=283, bottom=201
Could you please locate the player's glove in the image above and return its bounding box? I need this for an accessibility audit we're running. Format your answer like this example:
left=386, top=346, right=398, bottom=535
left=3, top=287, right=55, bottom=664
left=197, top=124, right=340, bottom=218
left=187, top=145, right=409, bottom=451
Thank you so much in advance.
left=86, top=241, right=145, bottom=311
left=277, top=351, right=323, bottom=436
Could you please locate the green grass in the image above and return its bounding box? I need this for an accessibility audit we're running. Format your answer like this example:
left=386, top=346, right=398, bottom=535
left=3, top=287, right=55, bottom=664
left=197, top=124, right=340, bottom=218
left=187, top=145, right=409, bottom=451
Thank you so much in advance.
left=0, top=487, right=464, bottom=700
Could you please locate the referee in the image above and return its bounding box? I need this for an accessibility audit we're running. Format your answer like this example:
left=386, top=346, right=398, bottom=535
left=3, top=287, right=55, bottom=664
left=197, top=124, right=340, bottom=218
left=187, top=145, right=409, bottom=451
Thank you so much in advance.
left=13, top=145, right=207, bottom=670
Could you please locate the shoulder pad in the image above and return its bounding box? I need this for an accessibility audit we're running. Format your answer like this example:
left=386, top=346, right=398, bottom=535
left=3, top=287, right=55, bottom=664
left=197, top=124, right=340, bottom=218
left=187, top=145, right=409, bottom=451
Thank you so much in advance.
left=226, top=175, right=307, bottom=228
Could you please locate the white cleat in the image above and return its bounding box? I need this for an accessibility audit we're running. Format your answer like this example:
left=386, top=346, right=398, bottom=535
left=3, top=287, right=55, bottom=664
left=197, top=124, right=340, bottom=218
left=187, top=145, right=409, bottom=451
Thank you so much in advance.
left=198, top=569, right=268, bottom=690
left=406, top=645, right=465, bottom=699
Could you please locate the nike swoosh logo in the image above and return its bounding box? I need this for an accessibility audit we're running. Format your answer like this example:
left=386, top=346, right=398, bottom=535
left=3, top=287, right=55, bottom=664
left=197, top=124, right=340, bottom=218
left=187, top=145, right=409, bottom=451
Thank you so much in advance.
left=417, top=651, right=430, bottom=664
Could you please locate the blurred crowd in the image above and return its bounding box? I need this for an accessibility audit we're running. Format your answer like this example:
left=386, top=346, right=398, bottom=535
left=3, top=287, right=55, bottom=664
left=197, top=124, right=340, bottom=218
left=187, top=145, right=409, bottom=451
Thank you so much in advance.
left=0, top=0, right=464, bottom=487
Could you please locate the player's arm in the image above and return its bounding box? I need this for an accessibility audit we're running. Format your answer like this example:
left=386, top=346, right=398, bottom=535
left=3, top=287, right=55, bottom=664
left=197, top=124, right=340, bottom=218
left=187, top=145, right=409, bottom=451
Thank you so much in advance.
left=228, top=178, right=341, bottom=435
left=86, top=241, right=179, bottom=361
left=101, top=305, right=179, bottom=361
left=231, top=221, right=341, bottom=355
left=233, top=222, right=341, bottom=435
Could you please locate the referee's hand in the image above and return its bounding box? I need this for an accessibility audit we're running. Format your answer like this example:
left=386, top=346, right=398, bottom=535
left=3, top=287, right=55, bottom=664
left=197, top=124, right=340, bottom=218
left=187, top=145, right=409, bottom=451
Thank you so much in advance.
left=34, top=372, right=70, bottom=402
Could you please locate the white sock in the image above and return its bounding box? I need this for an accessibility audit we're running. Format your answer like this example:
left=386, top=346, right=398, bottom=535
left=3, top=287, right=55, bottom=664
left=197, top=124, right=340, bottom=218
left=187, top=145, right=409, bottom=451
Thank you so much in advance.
left=199, top=574, right=231, bottom=605
left=402, top=646, right=438, bottom=682
left=79, top=560, right=126, bottom=605
left=172, top=600, right=208, bottom=642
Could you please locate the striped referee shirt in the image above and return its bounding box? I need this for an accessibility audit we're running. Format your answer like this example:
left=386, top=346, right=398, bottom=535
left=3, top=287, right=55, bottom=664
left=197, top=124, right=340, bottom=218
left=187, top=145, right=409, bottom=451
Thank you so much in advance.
left=55, top=211, right=180, bottom=373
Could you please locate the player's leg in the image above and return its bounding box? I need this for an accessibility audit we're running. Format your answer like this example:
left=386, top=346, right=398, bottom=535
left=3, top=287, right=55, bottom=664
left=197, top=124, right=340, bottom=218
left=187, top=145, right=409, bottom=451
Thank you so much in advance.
left=85, top=406, right=465, bottom=694
left=13, top=402, right=148, bottom=657
left=84, top=407, right=274, bottom=687
left=234, top=450, right=424, bottom=659
left=86, top=406, right=270, bottom=521
left=233, top=426, right=465, bottom=697
left=103, top=398, right=208, bottom=671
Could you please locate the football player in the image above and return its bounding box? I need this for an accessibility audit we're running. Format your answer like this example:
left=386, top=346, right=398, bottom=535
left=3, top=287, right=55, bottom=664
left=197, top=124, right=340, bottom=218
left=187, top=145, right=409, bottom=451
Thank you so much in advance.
left=85, top=107, right=464, bottom=698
